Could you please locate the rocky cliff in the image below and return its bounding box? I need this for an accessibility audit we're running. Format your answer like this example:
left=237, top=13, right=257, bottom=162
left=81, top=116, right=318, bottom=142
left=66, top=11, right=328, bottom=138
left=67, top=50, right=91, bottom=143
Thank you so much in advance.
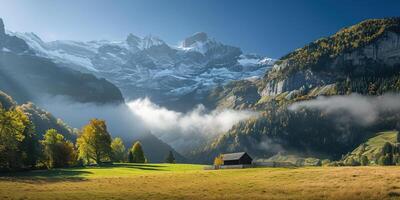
left=261, top=18, right=400, bottom=98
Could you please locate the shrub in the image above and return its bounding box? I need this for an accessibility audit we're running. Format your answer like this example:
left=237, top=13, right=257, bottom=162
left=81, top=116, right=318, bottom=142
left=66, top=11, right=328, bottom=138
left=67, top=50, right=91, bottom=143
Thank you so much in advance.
left=360, top=155, right=369, bottom=166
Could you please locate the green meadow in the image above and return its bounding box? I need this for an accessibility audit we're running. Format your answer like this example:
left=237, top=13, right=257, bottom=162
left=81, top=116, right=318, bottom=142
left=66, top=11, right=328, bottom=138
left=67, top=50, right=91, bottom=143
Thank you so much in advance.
left=1, top=164, right=400, bottom=200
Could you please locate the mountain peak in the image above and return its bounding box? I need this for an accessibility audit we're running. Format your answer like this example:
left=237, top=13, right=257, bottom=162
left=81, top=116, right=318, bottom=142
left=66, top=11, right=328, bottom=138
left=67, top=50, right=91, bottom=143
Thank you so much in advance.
left=182, top=32, right=208, bottom=48
left=142, top=34, right=165, bottom=49
left=0, top=18, right=5, bottom=36
left=126, top=33, right=142, bottom=47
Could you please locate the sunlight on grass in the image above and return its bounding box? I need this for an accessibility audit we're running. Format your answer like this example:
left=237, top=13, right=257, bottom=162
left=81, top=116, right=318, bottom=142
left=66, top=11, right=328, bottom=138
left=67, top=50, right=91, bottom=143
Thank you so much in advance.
left=2, top=165, right=400, bottom=200
left=1, top=163, right=206, bottom=179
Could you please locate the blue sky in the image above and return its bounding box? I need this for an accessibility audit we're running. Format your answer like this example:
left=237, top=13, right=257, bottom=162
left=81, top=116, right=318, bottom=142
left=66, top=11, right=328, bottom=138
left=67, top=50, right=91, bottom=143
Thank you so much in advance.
left=0, top=0, right=399, bottom=58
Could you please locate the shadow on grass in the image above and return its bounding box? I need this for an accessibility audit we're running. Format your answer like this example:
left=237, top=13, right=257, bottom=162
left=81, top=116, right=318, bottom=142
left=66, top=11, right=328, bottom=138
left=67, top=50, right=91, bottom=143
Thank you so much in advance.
left=0, top=163, right=170, bottom=183
left=0, top=169, right=92, bottom=183
left=91, top=163, right=168, bottom=171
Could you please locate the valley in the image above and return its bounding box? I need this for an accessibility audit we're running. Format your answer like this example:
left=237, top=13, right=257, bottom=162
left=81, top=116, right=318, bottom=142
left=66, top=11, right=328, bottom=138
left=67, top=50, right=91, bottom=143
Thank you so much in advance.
left=1, top=2, right=400, bottom=199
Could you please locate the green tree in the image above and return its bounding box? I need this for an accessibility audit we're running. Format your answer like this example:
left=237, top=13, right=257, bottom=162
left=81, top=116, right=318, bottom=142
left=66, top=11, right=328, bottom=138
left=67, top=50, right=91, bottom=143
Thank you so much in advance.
left=18, top=112, right=38, bottom=169
left=165, top=150, right=176, bottom=163
left=111, top=137, right=126, bottom=162
left=393, top=154, right=400, bottom=165
left=382, top=142, right=393, bottom=155
left=129, top=141, right=146, bottom=163
left=41, top=129, right=75, bottom=168
left=378, top=155, right=392, bottom=166
left=0, top=106, right=30, bottom=170
left=77, top=119, right=112, bottom=165
left=360, top=155, right=369, bottom=166
left=128, top=150, right=133, bottom=163
left=396, top=131, right=400, bottom=143
left=344, top=157, right=360, bottom=166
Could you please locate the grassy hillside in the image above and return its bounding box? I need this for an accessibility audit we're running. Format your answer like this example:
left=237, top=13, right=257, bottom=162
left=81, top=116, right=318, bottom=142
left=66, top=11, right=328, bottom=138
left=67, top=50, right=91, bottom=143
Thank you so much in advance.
left=2, top=164, right=400, bottom=199
left=342, top=131, right=400, bottom=165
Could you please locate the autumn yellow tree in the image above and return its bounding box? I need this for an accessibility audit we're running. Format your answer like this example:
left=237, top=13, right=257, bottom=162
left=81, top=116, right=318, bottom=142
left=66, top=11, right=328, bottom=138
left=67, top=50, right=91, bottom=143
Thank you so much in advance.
left=0, top=106, right=32, bottom=170
left=41, top=129, right=75, bottom=168
left=111, top=137, right=126, bottom=162
left=77, top=119, right=112, bottom=165
left=214, top=154, right=224, bottom=168
left=128, top=141, right=146, bottom=163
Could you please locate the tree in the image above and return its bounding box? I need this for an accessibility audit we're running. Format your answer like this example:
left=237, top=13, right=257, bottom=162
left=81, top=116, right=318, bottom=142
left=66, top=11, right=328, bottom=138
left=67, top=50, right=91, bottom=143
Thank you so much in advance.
left=165, top=150, right=176, bottom=163
left=41, top=129, right=75, bottom=168
left=379, top=155, right=392, bottom=166
left=214, top=154, right=224, bottom=168
left=360, top=155, right=369, bottom=166
left=393, top=154, right=400, bottom=165
left=111, top=137, right=126, bottom=162
left=77, top=119, right=112, bottom=165
left=344, top=157, right=360, bottom=166
left=397, top=131, right=400, bottom=143
left=128, top=150, right=133, bottom=163
left=382, top=142, right=393, bottom=155
left=18, top=111, right=38, bottom=169
left=128, top=141, right=146, bottom=163
left=0, top=106, right=30, bottom=170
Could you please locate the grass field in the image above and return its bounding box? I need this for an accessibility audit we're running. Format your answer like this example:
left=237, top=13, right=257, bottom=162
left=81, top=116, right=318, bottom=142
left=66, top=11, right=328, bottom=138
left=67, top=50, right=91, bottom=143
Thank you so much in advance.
left=1, top=163, right=400, bottom=200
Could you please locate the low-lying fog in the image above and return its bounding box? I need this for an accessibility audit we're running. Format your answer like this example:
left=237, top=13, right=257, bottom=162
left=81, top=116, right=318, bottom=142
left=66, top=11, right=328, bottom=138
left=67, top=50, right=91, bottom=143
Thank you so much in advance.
left=38, top=97, right=257, bottom=153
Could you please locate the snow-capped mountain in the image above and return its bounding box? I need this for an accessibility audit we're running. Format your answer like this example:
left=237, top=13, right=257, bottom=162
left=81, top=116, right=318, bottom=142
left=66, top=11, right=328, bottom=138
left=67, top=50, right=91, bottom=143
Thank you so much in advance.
left=12, top=31, right=275, bottom=110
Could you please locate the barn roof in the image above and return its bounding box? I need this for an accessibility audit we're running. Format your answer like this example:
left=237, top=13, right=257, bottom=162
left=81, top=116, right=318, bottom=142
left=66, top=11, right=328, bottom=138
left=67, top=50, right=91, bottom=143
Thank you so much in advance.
left=222, top=152, right=249, bottom=161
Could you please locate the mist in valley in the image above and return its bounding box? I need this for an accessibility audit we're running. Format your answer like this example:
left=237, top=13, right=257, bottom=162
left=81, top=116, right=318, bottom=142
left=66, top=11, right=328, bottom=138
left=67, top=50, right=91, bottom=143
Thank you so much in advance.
left=289, top=93, right=400, bottom=126
left=37, top=96, right=257, bottom=153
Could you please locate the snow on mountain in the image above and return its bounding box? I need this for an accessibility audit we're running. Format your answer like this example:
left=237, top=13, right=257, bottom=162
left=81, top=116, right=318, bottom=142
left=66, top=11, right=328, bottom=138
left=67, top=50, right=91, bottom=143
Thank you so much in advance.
left=10, top=31, right=275, bottom=110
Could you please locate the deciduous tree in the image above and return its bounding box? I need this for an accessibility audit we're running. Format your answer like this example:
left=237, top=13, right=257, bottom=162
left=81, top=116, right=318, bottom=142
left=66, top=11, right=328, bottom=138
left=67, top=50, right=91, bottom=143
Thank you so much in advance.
left=77, top=119, right=112, bottom=165
left=0, top=106, right=30, bottom=170
left=41, top=129, right=75, bottom=168
left=129, top=141, right=146, bottom=163
left=111, top=137, right=126, bottom=162
left=214, top=154, right=224, bottom=168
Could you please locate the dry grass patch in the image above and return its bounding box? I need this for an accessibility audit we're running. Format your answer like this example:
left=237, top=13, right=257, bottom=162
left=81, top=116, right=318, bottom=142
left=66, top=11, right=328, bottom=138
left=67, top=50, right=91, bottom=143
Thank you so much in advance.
left=0, top=164, right=400, bottom=200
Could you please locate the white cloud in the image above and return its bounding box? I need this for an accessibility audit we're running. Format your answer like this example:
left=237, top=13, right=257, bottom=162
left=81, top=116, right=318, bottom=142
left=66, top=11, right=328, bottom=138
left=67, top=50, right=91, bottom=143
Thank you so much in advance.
left=127, top=98, right=257, bottom=152
left=289, top=93, right=400, bottom=125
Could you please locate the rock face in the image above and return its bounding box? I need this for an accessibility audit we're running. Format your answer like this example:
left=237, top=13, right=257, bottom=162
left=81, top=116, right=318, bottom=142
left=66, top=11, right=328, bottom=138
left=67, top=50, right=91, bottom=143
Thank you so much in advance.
left=0, top=18, right=5, bottom=38
left=12, top=30, right=274, bottom=110
left=0, top=18, right=29, bottom=53
left=261, top=69, right=331, bottom=96
left=182, top=32, right=208, bottom=47
left=335, top=31, right=400, bottom=66
left=261, top=19, right=400, bottom=97
left=0, top=18, right=124, bottom=104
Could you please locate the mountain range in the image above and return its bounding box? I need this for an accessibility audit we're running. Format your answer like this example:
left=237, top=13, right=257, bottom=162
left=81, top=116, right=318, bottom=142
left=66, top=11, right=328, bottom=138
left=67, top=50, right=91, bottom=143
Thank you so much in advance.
left=0, top=18, right=187, bottom=162
left=12, top=31, right=274, bottom=110
left=3, top=16, right=400, bottom=164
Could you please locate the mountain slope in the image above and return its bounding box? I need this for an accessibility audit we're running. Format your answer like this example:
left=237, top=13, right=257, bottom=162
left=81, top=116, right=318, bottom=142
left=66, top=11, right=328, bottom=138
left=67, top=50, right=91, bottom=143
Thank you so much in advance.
left=0, top=18, right=183, bottom=162
left=341, top=131, right=399, bottom=165
left=0, top=90, right=76, bottom=140
left=13, top=31, right=274, bottom=110
left=0, top=18, right=124, bottom=105
left=261, top=18, right=400, bottom=98
left=193, top=18, right=400, bottom=163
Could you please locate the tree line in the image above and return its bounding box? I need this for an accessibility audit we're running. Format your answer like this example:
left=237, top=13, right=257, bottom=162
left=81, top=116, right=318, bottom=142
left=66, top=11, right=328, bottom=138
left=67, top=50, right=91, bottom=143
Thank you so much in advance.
left=0, top=103, right=176, bottom=172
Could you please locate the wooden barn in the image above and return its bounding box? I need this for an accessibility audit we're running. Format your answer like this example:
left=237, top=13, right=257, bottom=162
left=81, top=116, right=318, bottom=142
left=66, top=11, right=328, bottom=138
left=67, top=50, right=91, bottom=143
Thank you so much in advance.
left=222, top=152, right=253, bottom=165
